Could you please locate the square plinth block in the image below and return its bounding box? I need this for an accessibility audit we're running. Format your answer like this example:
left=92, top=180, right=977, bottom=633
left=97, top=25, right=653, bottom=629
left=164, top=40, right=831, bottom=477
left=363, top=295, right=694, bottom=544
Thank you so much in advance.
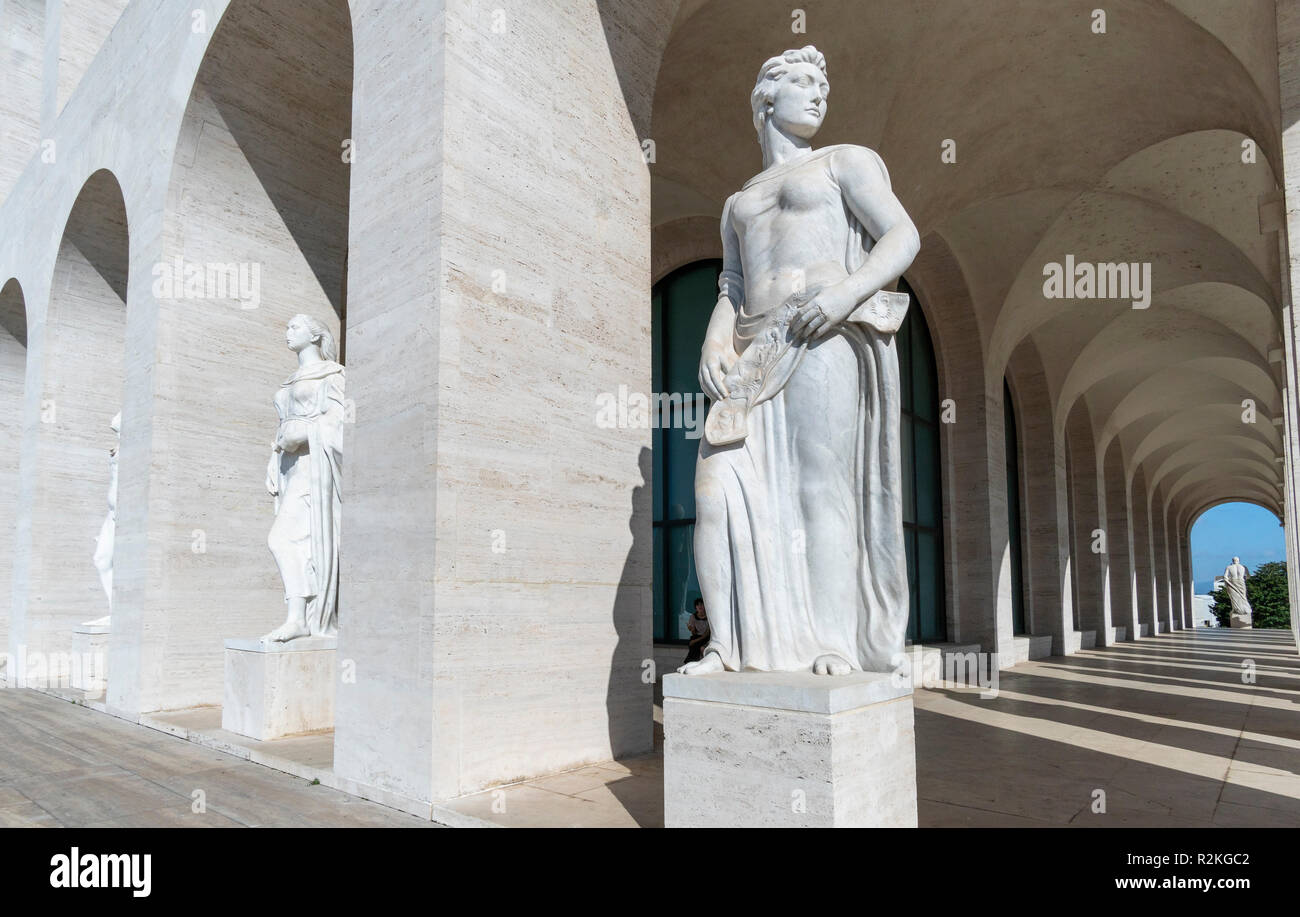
left=222, top=636, right=337, bottom=741
left=663, top=670, right=917, bottom=828
left=70, top=623, right=109, bottom=694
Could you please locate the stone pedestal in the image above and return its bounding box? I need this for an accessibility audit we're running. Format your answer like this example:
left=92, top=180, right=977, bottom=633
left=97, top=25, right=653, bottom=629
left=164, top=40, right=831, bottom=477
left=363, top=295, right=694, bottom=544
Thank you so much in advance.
left=222, top=636, right=336, bottom=741
left=663, top=671, right=918, bottom=828
left=70, top=622, right=109, bottom=694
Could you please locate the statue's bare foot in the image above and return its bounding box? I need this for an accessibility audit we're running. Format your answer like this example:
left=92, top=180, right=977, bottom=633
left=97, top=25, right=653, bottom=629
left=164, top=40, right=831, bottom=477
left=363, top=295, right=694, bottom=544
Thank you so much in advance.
left=678, top=651, right=725, bottom=675
left=813, top=653, right=851, bottom=676
left=262, top=621, right=310, bottom=643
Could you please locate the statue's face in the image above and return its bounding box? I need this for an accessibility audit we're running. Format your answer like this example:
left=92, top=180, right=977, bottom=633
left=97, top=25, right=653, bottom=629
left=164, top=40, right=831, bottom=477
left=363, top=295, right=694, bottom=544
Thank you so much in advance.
left=285, top=316, right=314, bottom=353
left=769, top=62, right=828, bottom=140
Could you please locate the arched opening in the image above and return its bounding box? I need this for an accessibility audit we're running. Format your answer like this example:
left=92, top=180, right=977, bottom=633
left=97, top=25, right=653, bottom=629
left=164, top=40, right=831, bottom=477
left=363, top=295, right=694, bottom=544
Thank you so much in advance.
left=648, top=264, right=949, bottom=647
left=1189, top=502, right=1287, bottom=628
left=898, top=279, right=945, bottom=643
left=0, top=278, right=28, bottom=652
left=650, top=259, right=718, bottom=644
left=14, top=169, right=127, bottom=660
left=128, top=0, right=353, bottom=711
left=1003, top=379, right=1027, bottom=635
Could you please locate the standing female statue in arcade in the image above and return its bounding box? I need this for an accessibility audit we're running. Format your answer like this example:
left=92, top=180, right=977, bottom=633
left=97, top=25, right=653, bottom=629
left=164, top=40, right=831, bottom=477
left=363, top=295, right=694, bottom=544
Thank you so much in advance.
left=263, top=314, right=345, bottom=643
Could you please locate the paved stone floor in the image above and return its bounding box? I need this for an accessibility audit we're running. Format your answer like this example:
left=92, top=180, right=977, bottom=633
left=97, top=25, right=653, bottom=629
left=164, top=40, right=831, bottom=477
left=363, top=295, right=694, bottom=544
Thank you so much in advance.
left=442, top=628, right=1300, bottom=827
left=0, top=689, right=435, bottom=827
left=1, top=628, right=1295, bottom=827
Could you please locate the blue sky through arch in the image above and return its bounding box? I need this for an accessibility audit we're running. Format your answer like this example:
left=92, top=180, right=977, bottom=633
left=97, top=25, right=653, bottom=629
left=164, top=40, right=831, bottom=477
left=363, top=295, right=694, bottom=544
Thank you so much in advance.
left=1190, top=503, right=1285, bottom=594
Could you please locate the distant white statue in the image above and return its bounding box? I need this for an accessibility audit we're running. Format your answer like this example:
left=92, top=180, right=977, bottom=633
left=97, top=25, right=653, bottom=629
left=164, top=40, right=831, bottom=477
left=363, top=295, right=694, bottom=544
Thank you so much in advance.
left=1223, top=557, right=1252, bottom=629
left=86, top=410, right=121, bottom=629
left=680, top=46, right=919, bottom=677
left=262, top=314, right=345, bottom=643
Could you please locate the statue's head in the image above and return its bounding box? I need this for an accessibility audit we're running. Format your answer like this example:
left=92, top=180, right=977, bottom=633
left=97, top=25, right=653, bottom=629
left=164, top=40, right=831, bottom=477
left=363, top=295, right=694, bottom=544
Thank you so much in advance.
left=751, top=45, right=828, bottom=141
left=1232, top=556, right=1240, bottom=564
left=286, top=313, right=338, bottom=362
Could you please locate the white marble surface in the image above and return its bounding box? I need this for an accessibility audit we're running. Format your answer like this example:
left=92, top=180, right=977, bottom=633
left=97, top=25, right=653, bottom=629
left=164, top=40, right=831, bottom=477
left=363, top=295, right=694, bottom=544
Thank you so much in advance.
left=664, top=670, right=918, bottom=827
left=683, top=45, right=920, bottom=678
left=1225, top=558, right=1253, bottom=628
left=70, top=625, right=108, bottom=695
left=663, top=670, right=910, bottom=714
left=222, top=637, right=336, bottom=741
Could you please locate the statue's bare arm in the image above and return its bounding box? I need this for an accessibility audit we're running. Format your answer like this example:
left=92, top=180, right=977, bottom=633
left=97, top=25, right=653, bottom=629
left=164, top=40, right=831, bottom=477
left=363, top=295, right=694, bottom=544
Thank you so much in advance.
left=699, top=193, right=744, bottom=401
left=791, top=146, right=920, bottom=341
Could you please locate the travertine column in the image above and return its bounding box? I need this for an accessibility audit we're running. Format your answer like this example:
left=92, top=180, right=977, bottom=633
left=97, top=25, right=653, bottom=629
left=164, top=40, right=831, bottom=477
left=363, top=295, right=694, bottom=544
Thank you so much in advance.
left=1151, top=484, right=1173, bottom=633
left=908, top=240, right=1014, bottom=665
left=332, top=0, right=658, bottom=804
left=1103, top=440, right=1137, bottom=639
left=0, top=280, right=26, bottom=655
left=0, top=0, right=43, bottom=207
left=1275, top=0, right=1300, bottom=652
left=1008, top=355, right=1073, bottom=655
left=1130, top=467, right=1157, bottom=636
left=1066, top=403, right=1110, bottom=643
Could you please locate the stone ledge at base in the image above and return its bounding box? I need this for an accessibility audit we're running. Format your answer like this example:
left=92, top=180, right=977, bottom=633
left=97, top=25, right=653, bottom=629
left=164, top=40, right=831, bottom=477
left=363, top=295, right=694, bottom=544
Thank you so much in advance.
left=222, top=636, right=337, bottom=741
left=663, top=670, right=917, bottom=828
left=1013, top=633, right=1054, bottom=662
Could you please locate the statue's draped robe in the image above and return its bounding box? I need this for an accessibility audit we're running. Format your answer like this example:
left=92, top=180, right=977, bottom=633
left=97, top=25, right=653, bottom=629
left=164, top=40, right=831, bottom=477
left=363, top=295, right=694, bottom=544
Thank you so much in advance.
left=270, top=362, right=345, bottom=636
left=693, top=147, right=907, bottom=673
left=1225, top=563, right=1252, bottom=627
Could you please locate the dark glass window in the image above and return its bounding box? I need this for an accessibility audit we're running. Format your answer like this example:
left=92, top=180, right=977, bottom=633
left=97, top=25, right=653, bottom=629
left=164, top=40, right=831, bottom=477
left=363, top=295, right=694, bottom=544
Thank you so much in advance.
left=650, top=265, right=948, bottom=646
left=898, top=280, right=946, bottom=643
left=651, top=261, right=720, bottom=643
left=1005, top=380, right=1028, bottom=634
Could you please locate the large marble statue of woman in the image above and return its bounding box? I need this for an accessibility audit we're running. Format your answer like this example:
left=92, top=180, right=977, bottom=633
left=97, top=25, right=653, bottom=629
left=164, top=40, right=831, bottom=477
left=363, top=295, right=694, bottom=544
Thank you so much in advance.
left=680, top=46, right=920, bottom=677
left=1224, top=557, right=1252, bottom=629
left=262, top=314, right=345, bottom=643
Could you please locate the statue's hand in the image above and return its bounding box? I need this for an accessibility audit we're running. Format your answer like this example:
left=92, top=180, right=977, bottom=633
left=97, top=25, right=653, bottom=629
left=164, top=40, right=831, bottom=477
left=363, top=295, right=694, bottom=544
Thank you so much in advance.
left=265, top=451, right=280, bottom=496
left=699, top=339, right=737, bottom=402
left=791, top=282, right=860, bottom=342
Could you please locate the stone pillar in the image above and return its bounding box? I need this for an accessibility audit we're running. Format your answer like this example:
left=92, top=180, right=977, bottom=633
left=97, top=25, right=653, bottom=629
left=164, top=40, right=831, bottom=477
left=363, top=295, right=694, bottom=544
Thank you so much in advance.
left=1150, top=485, right=1173, bottom=633
left=1008, top=353, right=1073, bottom=655
left=0, top=0, right=44, bottom=206
left=1130, top=467, right=1157, bottom=636
left=332, top=0, right=656, bottom=805
left=1103, top=440, right=1137, bottom=640
left=907, top=241, right=1014, bottom=665
left=1275, top=0, right=1300, bottom=652
left=0, top=281, right=26, bottom=657
left=1169, top=509, right=1187, bottom=628
left=1066, top=403, right=1110, bottom=643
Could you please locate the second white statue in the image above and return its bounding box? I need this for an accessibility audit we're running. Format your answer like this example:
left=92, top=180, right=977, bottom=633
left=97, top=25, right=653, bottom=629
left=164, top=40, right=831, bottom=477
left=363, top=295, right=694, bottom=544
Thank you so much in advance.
left=263, top=314, right=345, bottom=643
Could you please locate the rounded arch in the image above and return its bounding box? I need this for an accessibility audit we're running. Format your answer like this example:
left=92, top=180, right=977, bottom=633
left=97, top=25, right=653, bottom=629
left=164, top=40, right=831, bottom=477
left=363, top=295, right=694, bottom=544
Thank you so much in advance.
left=133, top=0, right=354, bottom=707
left=1188, top=499, right=1286, bottom=602
left=11, top=168, right=129, bottom=661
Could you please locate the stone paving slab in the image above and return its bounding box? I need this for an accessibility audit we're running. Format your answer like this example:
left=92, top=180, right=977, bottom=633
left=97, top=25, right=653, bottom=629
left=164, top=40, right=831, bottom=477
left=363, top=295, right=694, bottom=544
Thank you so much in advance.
left=0, top=689, right=436, bottom=827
